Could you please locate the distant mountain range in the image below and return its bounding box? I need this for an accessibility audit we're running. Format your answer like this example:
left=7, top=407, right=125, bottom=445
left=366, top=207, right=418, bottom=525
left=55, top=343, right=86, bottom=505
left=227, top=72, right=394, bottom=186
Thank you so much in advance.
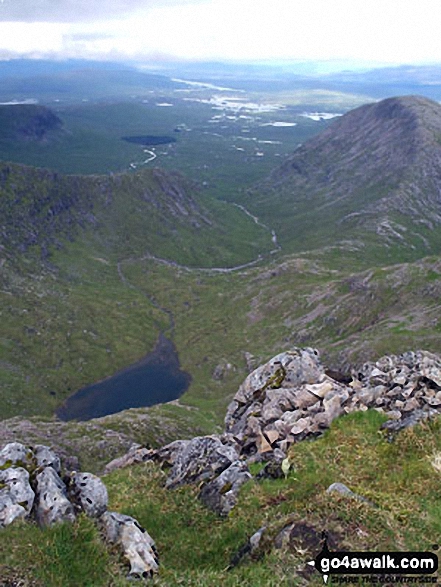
left=0, top=59, right=184, bottom=103
left=3, top=59, right=441, bottom=103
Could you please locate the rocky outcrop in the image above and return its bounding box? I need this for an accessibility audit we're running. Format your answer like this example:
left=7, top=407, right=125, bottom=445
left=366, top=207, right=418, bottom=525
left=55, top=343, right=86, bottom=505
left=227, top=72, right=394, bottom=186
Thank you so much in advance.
left=0, top=467, right=34, bottom=514
left=0, top=441, right=159, bottom=580
left=33, top=444, right=61, bottom=473
left=0, top=441, right=34, bottom=468
left=224, top=347, right=441, bottom=459
left=103, top=439, right=194, bottom=476
left=199, top=460, right=252, bottom=516
left=0, top=491, right=28, bottom=527
left=109, top=435, right=253, bottom=517
left=165, top=436, right=239, bottom=489
left=106, top=347, right=441, bottom=520
left=160, top=435, right=251, bottom=516
left=68, top=471, right=108, bottom=518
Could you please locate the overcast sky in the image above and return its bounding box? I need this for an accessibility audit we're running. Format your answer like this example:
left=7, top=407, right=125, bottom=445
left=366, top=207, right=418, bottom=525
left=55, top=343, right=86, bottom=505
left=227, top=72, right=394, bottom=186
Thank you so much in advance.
left=0, top=0, right=440, bottom=65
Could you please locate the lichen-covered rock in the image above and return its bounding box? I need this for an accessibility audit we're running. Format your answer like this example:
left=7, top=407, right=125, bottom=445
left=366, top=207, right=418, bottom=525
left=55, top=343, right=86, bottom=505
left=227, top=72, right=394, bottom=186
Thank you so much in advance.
left=0, top=489, right=27, bottom=527
left=165, top=436, right=239, bottom=489
left=224, top=348, right=348, bottom=457
left=101, top=511, right=159, bottom=579
left=140, top=439, right=189, bottom=468
left=0, top=467, right=34, bottom=513
left=104, top=440, right=190, bottom=475
left=0, top=442, right=33, bottom=468
left=34, top=466, right=75, bottom=527
left=68, top=472, right=108, bottom=518
left=0, top=441, right=159, bottom=579
left=199, top=460, right=252, bottom=516
left=33, top=444, right=61, bottom=473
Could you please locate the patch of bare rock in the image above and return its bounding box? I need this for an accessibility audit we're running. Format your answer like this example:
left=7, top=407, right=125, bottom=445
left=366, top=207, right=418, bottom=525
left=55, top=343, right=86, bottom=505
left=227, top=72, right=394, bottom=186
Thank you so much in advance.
left=0, top=442, right=158, bottom=580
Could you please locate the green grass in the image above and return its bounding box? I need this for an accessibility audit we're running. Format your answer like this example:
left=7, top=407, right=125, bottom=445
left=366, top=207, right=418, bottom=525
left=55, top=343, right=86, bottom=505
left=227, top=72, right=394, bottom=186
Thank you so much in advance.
left=2, top=411, right=440, bottom=586
left=3, top=87, right=441, bottom=512
left=5, top=229, right=441, bottom=429
left=0, top=515, right=112, bottom=587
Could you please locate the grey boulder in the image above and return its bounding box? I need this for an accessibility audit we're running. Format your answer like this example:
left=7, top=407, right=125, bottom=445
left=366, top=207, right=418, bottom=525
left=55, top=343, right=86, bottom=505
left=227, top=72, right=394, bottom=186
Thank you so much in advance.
left=33, top=444, right=61, bottom=473
left=199, top=460, right=252, bottom=516
left=0, top=442, right=33, bottom=468
left=0, top=466, right=34, bottom=513
left=68, top=472, right=108, bottom=518
left=0, top=490, right=27, bottom=527
left=101, top=511, right=159, bottom=579
left=34, top=467, right=76, bottom=527
left=165, top=436, right=239, bottom=489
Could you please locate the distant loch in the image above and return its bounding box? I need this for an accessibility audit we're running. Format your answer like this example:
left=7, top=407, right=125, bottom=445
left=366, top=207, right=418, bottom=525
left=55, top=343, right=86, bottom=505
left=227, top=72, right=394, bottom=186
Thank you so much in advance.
left=56, top=334, right=191, bottom=421
left=122, top=135, right=177, bottom=146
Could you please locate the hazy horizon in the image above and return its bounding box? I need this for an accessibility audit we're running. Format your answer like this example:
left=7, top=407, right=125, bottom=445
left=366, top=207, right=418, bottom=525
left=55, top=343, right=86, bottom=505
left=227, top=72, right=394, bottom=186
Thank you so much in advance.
left=0, top=0, right=440, bottom=70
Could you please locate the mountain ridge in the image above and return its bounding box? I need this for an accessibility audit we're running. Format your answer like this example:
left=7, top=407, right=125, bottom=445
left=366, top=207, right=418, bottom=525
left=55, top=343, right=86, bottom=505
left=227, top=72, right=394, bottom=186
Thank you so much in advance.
left=249, top=95, right=441, bottom=261
left=0, top=161, right=272, bottom=270
left=0, top=162, right=206, bottom=260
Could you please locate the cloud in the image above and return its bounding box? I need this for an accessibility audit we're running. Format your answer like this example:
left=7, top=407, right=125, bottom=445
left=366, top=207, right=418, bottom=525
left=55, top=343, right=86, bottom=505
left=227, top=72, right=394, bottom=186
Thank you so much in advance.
left=67, top=32, right=116, bottom=42
left=0, top=0, right=440, bottom=66
left=0, top=0, right=210, bottom=23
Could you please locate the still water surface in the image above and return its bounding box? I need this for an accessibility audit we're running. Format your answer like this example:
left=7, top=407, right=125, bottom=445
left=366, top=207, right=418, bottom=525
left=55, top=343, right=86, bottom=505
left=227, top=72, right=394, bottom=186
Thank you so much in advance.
left=56, top=335, right=191, bottom=421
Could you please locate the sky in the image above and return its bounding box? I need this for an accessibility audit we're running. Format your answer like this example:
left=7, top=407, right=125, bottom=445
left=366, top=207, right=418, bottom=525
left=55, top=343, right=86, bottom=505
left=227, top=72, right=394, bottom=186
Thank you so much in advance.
left=0, top=0, right=440, bottom=66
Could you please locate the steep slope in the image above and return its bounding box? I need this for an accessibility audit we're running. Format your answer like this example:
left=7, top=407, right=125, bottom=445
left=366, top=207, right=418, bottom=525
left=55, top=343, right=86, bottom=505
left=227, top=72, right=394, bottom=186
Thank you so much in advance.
left=249, top=96, right=441, bottom=263
left=0, top=161, right=271, bottom=268
left=0, top=104, right=62, bottom=142
left=0, top=163, right=207, bottom=261
left=0, top=161, right=274, bottom=419
left=1, top=370, right=441, bottom=586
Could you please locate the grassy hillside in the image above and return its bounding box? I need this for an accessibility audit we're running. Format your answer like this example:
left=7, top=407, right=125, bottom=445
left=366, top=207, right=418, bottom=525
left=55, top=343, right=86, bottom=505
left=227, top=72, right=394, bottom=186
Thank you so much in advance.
left=4, top=231, right=441, bottom=433
left=246, top=96, right=441, bottom=266
left=4, top=95, right=441, bottom=428
left=0, top=161, right=274, bottom=419
left=1, top=410, right=440, bottom=586
left=1, top=90, right=441, bottom=587
left=0, top=161, right=272, bottom=268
